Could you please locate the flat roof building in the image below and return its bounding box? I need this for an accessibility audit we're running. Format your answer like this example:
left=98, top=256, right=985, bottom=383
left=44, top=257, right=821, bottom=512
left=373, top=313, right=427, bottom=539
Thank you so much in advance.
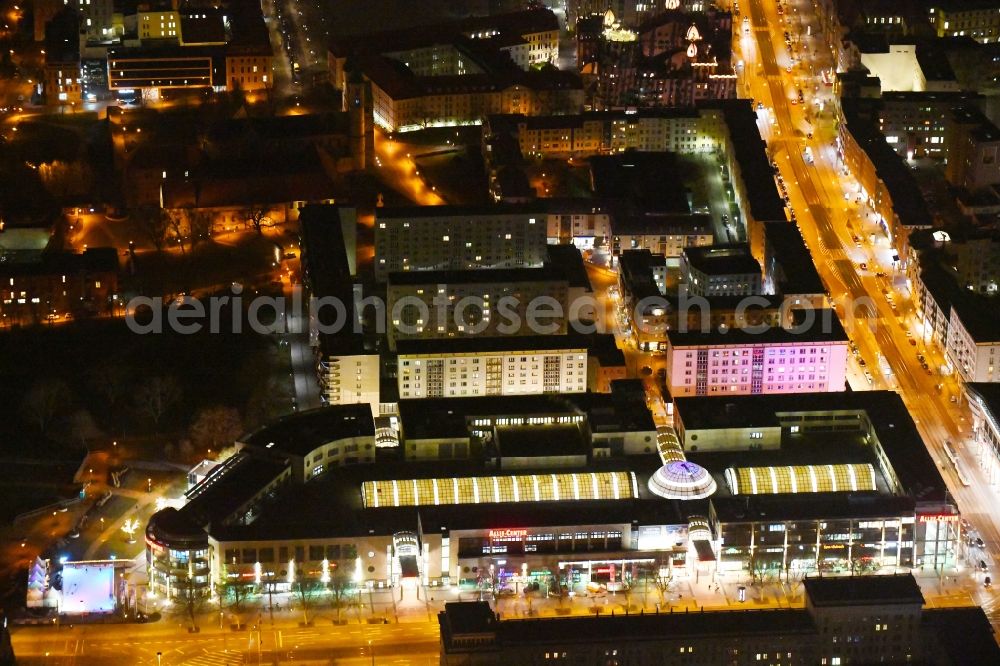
left=680, top=243, right=762, bottom=297
left=439, top=574, right=999, bottom=665
left=664, top=310, right=849, bottom=397
left=145, top=390, right=957, bottom=602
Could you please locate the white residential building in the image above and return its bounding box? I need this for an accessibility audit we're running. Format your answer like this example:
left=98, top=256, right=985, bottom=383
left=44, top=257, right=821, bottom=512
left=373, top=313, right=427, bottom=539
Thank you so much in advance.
left=396, top=337, right=590, bottom=399
left=946, top=304, right=1000, bottom=383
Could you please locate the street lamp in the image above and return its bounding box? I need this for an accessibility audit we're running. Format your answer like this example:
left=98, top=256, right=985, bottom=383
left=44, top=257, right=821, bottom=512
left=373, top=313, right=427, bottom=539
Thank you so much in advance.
left=368, top=639, right=374, bottom=666
left=156, top=652, right=162, bottom=666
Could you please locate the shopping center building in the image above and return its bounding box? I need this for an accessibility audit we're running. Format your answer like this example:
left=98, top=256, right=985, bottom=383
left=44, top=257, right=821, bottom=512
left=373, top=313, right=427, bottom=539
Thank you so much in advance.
left=146, top=390, right=959, bottom=600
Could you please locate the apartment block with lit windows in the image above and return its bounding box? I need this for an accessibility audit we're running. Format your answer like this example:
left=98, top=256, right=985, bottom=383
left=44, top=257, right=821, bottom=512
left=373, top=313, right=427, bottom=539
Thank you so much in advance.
left=664, top=310, right=849, bottom=397
left=395, top=336, right=592, bottom=399
left=385, top=244, right=593, bottom=349
left=374, top=205, right=548, bottom=282
left=930, top=1, right=1000, bottom=43
left=0, top=248, right=119, bottom=324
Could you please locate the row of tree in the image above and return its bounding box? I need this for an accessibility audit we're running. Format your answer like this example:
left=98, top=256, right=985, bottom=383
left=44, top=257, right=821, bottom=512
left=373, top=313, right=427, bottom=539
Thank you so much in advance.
left=130, top=204, right=273, bottom=254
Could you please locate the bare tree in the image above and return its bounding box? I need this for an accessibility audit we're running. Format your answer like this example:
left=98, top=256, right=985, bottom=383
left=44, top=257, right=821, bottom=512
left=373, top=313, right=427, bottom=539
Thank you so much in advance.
left=164, top=209, right=189, bottom=254
left=548, top=569, right=570, bottom=610
left=295, top=578, right=321, bottom=626
left=653, top=568, right=672, bottom=606
left=89, top=364, right=129, bottom=418
left=67, top=409, right=100, bottom=450
left=131, top=206, right=170, bottom=252
left=22, top=379, right=71, bottom=433
left=38, top=160, right=93, bottom=198
left=134, top=375, right=181, bottom=427
left=329, top=569, right=354, bottom=624
left=189, top=406, right=243, bottom=454
left=188, top=209, right=213, bottom=247
left=242, top=204, right=272, bottom=235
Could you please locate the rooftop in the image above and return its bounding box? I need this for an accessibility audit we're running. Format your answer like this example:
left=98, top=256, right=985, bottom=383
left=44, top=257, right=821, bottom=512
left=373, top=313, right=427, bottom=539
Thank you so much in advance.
left=967, top=382, right=1000, bottom=420
left=682, top=243, right=761, bottom=277
left=240, top=404, right=375, bottom=459
left=666, top=309, right=847, bottom=347
left=674, top=391, right=948, bottom=504
left=496, top=425, right=588, bottom=458
left=763, top=222, right=827, bottom=296
left=0, top=248, right=119, bottom=277
left=394, top=334, right=596, bottom=356
left=804, top=574, right=923, bottom=607
left=588, top=152, right=691, bottom=214
left=713, top=100, right=787, bottom=223
left=441, top=604, right=814, bottom=647
left=398, top=389, right=653, bottom=442
left=842, top=100, right=934, bottom=229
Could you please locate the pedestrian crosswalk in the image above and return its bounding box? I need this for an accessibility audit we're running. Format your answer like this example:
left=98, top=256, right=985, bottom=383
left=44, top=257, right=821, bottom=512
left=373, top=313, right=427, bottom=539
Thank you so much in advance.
left=179, top=650, right=244, bottom=666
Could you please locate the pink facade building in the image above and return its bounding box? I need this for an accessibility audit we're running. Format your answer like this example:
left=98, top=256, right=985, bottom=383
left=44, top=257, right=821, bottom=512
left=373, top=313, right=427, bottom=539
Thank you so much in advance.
left=665, top=310, right=849, bottom=397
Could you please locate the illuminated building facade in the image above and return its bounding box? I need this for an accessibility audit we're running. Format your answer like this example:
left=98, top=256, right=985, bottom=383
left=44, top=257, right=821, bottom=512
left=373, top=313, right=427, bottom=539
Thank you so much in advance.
left=674, top=392, right=960, bottom=575
left=0, top=248, right=119, bottom=325
left=967, top=382, right=1000, bottom=488
left=664, top=311, right=850, bottom=397
left=395, top=337, right=591, bottom=399
left=145, top=390, right=959, bottom=600
left=931, top=1, right=1000, bottom=43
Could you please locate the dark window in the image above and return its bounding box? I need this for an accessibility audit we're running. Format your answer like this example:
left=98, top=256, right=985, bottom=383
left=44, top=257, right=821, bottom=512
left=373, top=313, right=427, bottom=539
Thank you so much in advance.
left=327, top=544, right=342, bottom=560
left=259, top=548, right=275, bottom=563
left=295, top=546, right=305, bottom=563
left=279, top=547, right=288, bottom=562
left=241, top=548, right=257, bottom=563
left=309, top=545, right=324, bottom=561
left=343, top=544, right=358, bottom=560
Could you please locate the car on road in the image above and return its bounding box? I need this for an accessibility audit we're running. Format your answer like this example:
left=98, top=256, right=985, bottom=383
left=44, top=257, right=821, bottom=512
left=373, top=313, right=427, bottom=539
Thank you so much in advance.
left=909, top=339, right=917, bottom=346
left=864, top=371, right=874, bottom=384
left=858, top=359, right=866, bottom=366
left=859, top=262, right=867, bottom=271
left=977, top=537, right=986, bottom=548
left=918, top=354, right=925, bottom=363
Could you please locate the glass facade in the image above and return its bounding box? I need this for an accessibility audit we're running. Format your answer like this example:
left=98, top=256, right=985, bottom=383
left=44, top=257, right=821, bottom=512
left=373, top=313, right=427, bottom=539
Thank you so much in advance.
left=718, top=517, right=916, bottom=573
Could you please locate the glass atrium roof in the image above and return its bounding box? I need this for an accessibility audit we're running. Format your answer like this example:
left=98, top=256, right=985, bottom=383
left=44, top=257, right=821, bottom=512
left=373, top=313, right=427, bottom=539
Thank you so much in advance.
left=724, top=464, right=877, bottom=495
left=361, top=471, right=639, bottom=508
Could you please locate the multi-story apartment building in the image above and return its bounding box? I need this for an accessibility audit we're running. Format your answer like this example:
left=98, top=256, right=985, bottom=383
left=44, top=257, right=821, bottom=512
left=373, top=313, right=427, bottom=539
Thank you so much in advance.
left=877, top=91, right=982, bottom=160
left=680, top=244, right=762, bottom=297
left=664, top=310, right=849, bottom=397
left=948, top=111, right=1000, bottom=190
left=387, top=269, right=570, bottom=345
left=484, top=101, right=786, bottom=258
left=967, top=382, right=1000, bottom=487
left=395, top=336, right=592, bottom=399
left=385, top=245, right=593, bottom=348
left=138, top=9, right=181, bottom=41
left=43, top=7, right=83, bottom=105
left=71, top=0, right=114, bottom=40
left=328, top=9, right=575, bottom=132
left=945, top=295, right=1000, bottom=383
left=610, top=213, right=715, bottom=260
left=929, top=1, right=1000, bottom=43
left=838, top=100, right=934, bottom=259
left=374, top=206, right=548, bottom=282
left=0, top=248, right=119, bottom=324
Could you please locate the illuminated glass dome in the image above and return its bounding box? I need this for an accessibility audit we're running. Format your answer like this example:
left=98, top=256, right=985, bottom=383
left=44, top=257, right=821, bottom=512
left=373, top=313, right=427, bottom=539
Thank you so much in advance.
left=647, top=460, right=717, bottom=500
